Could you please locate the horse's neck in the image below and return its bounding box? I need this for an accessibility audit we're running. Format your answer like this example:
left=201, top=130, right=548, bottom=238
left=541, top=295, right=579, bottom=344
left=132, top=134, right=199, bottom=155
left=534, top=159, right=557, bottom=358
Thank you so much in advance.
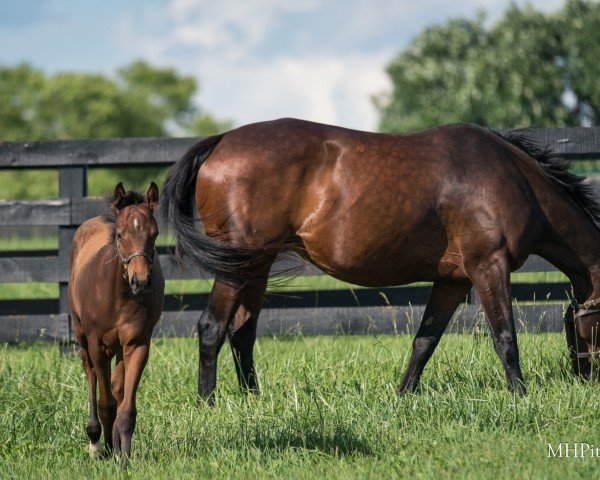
left=99, top=242, right=130, bottom=299
left=538, top=203, right=600, bottom=301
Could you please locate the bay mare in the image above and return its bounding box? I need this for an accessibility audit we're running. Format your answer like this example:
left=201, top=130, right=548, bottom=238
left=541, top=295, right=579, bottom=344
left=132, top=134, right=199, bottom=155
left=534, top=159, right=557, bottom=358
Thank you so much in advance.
left=162, top=118, right=600, bottom=400
left=69, top=183, right=164, bottom=463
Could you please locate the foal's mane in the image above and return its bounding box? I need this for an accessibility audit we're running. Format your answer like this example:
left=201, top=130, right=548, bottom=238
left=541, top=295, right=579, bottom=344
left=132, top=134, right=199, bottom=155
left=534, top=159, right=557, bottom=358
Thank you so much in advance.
left=498, top=129, right=600, bottom=230
left=102, top=190, right=147, bottom=241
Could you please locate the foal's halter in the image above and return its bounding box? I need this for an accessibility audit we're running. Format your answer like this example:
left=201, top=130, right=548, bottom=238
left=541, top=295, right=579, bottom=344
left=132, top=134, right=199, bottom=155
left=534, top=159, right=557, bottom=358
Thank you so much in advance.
left=566, top=297, right=600, bottom=359
left=115, top=238, right=154, bottom=280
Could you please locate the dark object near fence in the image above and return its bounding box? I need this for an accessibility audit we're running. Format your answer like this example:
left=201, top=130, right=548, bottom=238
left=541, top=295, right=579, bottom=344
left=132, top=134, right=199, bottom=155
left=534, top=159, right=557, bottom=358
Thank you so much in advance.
left=0, top=127, right=599, bottom=346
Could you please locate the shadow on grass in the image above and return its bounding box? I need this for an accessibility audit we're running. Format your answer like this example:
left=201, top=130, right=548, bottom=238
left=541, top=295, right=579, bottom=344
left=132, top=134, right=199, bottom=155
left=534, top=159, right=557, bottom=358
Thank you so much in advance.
left=248, top=424, right=374, bottom=456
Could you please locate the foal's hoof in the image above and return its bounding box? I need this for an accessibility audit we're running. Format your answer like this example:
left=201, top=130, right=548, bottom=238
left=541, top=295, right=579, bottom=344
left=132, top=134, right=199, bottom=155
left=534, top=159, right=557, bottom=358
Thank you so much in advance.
left=88, top=441, right=103, bottom=459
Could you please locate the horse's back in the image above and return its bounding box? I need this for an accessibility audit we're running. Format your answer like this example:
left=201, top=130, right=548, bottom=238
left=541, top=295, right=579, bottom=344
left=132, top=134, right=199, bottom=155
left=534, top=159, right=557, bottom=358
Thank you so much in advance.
left=195, top=119, right=543, bottom=284
left=69, top=216, right=112, bottom=316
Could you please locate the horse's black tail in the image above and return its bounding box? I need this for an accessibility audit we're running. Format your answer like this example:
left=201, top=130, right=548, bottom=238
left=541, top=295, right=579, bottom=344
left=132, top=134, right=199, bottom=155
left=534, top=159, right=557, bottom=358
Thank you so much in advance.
left=161, top=134, right=278, bottom=284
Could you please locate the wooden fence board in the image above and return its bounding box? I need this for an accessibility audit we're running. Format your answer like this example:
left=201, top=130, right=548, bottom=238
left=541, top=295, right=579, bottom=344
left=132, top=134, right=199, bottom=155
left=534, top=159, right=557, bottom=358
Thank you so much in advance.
left=0, top=199, right=70, bottom=226
left=1, top=128, right=599, bottom=169
left=152, top=303, right=568, bottom=339
left=0, top=137, right=198, bottom=168
left=0, top=128, right=595, bottom=342
left=0, top=314, right=69, bottom=342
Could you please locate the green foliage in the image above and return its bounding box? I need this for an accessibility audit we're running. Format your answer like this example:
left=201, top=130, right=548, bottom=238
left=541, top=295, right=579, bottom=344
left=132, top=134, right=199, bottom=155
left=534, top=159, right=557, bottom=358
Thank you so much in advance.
left=0, top=60, right=232, bottom=141
left=562, top=0, right=600, bottom=125
left=0, top=335, right=598, bottom=478
left=377, top=1, right=600, bottom=131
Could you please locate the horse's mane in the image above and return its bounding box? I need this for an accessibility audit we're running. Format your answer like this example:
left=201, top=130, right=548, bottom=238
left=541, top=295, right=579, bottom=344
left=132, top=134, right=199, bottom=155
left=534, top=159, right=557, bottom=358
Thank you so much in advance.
left=102, top=190, right=146, bottom=241
left=498, top=129, right=600, bottom=230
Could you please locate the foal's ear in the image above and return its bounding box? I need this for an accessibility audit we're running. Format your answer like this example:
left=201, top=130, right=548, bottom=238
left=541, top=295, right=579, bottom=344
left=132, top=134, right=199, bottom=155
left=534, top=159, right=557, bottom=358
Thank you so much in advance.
left=112, top=182, right=127, bottom=211
left=146, top=182, right=159, bottom=211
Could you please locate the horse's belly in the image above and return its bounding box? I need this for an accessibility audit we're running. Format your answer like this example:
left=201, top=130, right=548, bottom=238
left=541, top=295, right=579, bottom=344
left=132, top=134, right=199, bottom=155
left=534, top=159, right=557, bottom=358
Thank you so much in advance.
left=299, top=224, right=448, bottom=287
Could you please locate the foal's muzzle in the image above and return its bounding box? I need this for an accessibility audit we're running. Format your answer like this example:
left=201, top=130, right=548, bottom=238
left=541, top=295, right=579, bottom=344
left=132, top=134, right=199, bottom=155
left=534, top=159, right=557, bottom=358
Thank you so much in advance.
left=130, top=272, right=152, bottom=295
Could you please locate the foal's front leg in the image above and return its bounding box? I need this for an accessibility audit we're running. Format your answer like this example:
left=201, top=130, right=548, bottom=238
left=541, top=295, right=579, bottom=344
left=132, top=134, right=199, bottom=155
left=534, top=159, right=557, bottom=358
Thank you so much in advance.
left=112, top=342, right=150, bottom=465
left=79, top=348, right=102, bottom=458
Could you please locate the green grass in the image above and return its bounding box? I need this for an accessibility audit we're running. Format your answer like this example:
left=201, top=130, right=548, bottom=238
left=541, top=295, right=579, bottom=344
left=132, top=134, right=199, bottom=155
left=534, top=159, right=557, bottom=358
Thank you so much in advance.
left=0, top=334, right=598, bottom=479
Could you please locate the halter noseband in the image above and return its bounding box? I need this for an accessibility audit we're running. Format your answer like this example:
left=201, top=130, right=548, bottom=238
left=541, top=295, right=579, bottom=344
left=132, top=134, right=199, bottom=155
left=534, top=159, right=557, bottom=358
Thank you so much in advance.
left=115, top=239, right=154, bottom=280
left=566, top=297, right=600, bottom=359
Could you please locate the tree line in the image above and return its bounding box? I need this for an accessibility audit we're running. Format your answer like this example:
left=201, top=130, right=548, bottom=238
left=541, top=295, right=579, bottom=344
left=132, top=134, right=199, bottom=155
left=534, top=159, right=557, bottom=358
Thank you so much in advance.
left=376, top=0, right=600, bottom=131
left=1, top=0, right=598, bottom=143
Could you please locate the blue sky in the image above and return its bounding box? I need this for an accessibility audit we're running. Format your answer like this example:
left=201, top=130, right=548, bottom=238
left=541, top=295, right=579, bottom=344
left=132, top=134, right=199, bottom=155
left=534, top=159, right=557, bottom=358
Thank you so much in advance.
left=1, top=0, right=564, bottom=131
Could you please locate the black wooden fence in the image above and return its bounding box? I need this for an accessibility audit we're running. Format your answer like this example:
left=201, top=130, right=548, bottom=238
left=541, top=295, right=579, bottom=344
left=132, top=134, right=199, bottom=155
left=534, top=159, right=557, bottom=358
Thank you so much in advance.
left=1, top=127, right=599, bottom=343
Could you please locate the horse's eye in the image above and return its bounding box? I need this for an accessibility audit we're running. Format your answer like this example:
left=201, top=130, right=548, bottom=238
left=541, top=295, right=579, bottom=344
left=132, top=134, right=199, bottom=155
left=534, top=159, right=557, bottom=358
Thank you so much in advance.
left=116, top=233, right=123, bottom=240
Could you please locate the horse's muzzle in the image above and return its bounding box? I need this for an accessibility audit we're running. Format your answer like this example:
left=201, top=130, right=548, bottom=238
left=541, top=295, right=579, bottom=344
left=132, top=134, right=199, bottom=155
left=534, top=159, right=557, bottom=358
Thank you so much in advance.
left=130, top=274, right=152, bottom=295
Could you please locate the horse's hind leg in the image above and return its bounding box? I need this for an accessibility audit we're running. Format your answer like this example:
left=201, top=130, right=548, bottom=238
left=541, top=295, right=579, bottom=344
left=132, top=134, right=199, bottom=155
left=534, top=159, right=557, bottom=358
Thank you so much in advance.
left=228, top=277, right=268, bottom=393
left=198, top=278, right=244, bottom=403
left=80, top=348, right=102, bottom=458
left=398, top=281, right=471, bottom=395
left=466, top=250, right=526, bottom=395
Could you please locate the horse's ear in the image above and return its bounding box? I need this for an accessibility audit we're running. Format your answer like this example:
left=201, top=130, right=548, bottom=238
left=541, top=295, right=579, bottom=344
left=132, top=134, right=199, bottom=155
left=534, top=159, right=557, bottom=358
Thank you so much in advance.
left=146, top=182, right=159, bottom=211
left=112, top=182, right=127, bottom=212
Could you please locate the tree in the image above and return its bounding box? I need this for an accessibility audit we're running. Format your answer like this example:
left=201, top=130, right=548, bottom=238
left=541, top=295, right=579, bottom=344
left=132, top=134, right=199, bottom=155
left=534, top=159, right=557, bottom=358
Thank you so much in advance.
left=562, top=0, right=600, bottom=125
left=0, top=60, right=232, bottom=141
left=376, top=1, right=600, bottom=131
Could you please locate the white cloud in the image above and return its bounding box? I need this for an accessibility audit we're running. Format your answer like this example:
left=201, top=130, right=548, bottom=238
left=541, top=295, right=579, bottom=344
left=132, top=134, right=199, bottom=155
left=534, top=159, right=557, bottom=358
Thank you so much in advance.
left=195, top=53, right=391, bottom=130
left=112, top=0, right=568, bottom=131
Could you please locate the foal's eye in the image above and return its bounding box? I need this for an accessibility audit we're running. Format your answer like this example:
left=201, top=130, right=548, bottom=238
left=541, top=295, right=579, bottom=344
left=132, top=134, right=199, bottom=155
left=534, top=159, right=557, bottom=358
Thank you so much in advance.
left=116, top=233, right=123, bottom=240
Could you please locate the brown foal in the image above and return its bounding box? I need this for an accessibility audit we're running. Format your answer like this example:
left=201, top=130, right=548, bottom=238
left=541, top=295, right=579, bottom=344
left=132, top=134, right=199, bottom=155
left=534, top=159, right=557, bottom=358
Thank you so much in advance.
left=69, top=182, right=164, bottom=463
left=162, top=118, right=600, bottom=400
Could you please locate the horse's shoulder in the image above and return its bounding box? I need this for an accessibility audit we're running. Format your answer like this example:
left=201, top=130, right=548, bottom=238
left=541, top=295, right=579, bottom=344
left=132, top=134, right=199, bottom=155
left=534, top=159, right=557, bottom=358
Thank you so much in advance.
left=74, top=216, right=111, bottom=243
left=71, top=216, right=112, bottom=267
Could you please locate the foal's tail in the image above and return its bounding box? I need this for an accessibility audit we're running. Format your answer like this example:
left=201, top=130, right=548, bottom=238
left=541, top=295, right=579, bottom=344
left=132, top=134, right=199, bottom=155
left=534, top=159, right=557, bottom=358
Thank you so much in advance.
left=161, top=134, right=277, bottom=283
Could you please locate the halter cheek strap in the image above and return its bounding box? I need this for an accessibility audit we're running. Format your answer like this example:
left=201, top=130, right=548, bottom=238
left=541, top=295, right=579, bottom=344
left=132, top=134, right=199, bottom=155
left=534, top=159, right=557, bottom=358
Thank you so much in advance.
left=115, top=240, right=155, bottom=279
left=571, top=296, right=600, bottom=320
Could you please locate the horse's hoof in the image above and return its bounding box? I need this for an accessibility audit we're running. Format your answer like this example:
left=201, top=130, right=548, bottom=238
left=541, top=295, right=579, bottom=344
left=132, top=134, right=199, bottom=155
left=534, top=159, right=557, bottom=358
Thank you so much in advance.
left=88, top=441, right=102, bottom=459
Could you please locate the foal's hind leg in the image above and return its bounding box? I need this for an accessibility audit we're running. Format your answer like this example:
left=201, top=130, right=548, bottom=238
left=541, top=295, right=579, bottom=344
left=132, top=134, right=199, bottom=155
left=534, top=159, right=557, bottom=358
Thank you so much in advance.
left=467, top=250, right=526, bottom=395
left=228, top=278, right=268, bottom=393
left=398, top=281, right=471, bottom=395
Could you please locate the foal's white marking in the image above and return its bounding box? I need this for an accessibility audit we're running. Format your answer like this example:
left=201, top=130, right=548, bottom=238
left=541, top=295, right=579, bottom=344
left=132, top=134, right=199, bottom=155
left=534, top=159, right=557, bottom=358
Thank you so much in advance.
left=134, top=218, right=140, bottom=231
left=89, top=441, right=102, bottom=459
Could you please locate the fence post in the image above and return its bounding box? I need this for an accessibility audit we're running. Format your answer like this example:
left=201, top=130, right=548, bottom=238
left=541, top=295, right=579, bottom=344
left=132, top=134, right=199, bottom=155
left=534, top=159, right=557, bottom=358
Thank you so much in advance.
left=58, top=166, right=87, bottom=353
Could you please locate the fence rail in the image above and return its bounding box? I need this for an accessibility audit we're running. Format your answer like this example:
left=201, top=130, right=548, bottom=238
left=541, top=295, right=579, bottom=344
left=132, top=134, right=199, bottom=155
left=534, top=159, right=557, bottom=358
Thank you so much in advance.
left=1, top=128, right=599, bottom=343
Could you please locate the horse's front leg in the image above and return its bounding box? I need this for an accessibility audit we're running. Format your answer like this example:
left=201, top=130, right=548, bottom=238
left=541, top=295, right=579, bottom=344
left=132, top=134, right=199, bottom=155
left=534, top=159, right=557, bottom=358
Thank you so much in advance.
left=467, top=250, right=526, bottom=395
left=198, top=278, right=243, bottom=403
left=398, top=281, right=471, bottom=395
left=112, top=342, right=150, bottom=466
left=79, top=347, right=102, bottom=458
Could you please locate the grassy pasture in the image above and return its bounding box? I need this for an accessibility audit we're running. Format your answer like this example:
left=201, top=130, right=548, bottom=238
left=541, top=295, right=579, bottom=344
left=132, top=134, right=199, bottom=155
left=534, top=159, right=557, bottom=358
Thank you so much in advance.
left=0, top=334, right=598, bottom=479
